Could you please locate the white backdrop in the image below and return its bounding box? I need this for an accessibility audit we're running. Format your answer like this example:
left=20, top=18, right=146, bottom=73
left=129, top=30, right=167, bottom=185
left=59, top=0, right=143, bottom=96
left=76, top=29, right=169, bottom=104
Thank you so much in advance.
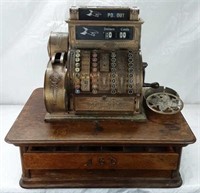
left=1, top=0, right=200, bottom=104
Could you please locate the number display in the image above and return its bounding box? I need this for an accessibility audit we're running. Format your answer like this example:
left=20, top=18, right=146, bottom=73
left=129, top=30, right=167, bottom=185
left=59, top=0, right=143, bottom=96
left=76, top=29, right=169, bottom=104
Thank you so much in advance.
left=76, top=26, right=133, bottom=40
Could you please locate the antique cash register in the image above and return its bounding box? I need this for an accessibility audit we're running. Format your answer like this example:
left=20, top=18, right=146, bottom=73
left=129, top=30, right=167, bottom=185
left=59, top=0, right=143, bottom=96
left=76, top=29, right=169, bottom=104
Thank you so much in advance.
left=5, top=6, right=196, bottom=188
left=44, top=6, right=184, bottom=121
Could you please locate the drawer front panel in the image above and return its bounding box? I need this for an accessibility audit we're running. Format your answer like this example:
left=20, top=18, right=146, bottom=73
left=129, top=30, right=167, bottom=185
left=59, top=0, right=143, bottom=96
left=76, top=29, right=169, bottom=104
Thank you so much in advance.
left=23, top=152, right=179, bottom=170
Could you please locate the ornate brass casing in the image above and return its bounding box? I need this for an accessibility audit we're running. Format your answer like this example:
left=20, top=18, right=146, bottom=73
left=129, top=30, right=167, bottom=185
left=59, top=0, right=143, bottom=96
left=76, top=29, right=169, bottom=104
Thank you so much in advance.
left=44, top=6, right=147, bottom=121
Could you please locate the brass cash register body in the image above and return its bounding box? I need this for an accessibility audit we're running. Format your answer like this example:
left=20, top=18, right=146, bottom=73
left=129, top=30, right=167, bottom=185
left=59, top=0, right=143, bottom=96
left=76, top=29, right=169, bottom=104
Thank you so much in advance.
left=44, top=7, right=147, bottom=121
left=44, top=7, right=182, bottom=121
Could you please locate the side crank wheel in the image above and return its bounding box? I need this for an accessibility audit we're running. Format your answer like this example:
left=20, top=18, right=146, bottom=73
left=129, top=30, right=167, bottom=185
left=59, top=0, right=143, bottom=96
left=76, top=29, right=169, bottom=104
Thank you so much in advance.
left=145, top=89, right=183, bottom=115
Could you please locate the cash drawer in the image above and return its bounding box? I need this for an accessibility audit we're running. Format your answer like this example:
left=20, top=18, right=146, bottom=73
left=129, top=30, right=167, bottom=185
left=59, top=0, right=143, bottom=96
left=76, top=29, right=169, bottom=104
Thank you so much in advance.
left=23, top=145, right=179, bottom=170
left=23, top=152, right=178, bottom=170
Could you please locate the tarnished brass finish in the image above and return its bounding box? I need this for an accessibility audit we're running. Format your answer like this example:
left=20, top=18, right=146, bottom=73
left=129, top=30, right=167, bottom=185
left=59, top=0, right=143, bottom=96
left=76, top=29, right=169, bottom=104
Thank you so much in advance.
left=74, top=96, right=135, bottom=112
left=43, top=6, right=145, bottom=121
left=44, top=32, right=69, bottom=113
left=44, top=59, right=67, bottom=113
left=47, top=32, right=68, bottom=57
left=43, top=6, right=183, bottom=121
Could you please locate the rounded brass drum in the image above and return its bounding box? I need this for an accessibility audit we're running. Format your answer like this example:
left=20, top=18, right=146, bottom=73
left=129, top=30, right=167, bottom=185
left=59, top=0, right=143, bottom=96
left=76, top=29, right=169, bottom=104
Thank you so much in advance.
left=44, top=61, right=67, bottom=113
left=48, top=32, right=68, bottom=57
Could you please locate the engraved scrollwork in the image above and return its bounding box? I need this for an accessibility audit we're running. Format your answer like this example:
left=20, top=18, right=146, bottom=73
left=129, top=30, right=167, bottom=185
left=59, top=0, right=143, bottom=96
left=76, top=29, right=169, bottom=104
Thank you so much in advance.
left=49, top=72, right=61, bottom=104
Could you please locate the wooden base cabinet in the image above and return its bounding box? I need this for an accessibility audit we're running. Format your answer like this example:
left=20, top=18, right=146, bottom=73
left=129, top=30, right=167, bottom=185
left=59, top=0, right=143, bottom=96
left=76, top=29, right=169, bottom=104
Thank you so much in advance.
left=5, top=88, right=196, bottom=188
